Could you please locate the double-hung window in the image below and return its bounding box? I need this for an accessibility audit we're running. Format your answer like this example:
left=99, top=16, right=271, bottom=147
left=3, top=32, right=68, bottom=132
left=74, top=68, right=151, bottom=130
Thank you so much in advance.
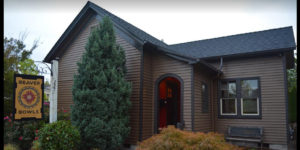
left=219, top=77, right=261, bottom=118
left=220, top=81, right=237, bottom=115
left=241, top=79, right=259, bottom=115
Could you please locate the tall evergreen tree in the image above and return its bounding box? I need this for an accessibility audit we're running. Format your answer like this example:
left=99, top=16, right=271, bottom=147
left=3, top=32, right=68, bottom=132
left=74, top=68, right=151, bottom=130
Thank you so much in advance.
left=71, top=17, right=131, bottom=150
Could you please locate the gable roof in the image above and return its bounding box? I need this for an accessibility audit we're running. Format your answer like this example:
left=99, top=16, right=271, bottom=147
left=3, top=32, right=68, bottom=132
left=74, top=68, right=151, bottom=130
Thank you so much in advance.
left=43, top=1, right=168, bottom=63
left=169, top=26, right=296, bottom=59
left=89, top=3, right=168, bottom=48
left=44, top=1, right=296, bottom=66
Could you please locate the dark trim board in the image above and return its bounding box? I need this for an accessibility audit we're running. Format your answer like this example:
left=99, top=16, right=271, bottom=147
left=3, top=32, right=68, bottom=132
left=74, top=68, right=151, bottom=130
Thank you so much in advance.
left=191, top=66, right=195, bottom=131
left=57, top=14, right=95, bottom=59
left=94, top=15, right=144, bottom=51
left=139, top=48, right=144, bottom=141
left=43, top=5, right=92, bottom=62
left=282, top=53, right=290, bottom=144
left=154, top=73, right=184, bottom=133
left=203, top=48, right=295, bottom=63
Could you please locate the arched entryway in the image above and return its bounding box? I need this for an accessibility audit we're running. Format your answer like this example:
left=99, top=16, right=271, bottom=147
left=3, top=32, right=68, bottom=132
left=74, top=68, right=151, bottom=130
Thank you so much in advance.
left=154, top=74, right=183, bottom=133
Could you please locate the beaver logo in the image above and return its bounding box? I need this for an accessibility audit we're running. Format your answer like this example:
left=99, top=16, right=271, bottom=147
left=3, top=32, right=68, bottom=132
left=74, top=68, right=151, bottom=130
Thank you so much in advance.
left=18, top=86, right=40, bottom=108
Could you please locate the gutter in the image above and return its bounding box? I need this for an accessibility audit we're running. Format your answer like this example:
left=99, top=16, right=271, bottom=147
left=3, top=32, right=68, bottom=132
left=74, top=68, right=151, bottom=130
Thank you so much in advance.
left=190, top=58, right=222, bottom=75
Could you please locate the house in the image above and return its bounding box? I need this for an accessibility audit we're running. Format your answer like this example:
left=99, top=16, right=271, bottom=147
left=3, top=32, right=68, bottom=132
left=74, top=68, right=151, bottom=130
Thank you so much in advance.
left=43, top=1, right=296, bottom=149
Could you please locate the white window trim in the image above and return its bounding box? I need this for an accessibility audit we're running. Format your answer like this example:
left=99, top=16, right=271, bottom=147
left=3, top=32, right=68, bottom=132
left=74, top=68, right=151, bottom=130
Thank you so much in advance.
left=220, top=98, right=237, bottom=115
left=241, top=97, right=259, bottom=115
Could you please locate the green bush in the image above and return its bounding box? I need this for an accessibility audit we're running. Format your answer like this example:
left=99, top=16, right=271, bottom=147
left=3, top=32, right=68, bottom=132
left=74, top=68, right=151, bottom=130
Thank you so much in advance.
left=4, top=117, right=46, bottom=150
left=137, top=126, right=242, bottom=150
left=31, top=140, right=41, bottom=150
left=4, top=103, right=49, bottom=150
left=4, top=144, right=19, bottom=150
left=4, top=98, right=13, bottom=117
left=57, top=110, right=71, bottom=121
left=37, top=120, right=80, bottom=150
left=288, top=87, right=297, bottom=123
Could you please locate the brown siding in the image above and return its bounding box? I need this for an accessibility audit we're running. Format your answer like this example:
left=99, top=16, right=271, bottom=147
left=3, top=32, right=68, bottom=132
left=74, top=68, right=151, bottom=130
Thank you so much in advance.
left=57, top=16, right=141, bottom=144
left=142, top=50, right=154, bottom=140
left=209, top=55, right=287, bottom=145
left=151, top=52, right=193, bottom=131
left=193, top=65, right=213, bottom=132
left=142, top=51, right=194, bottom=140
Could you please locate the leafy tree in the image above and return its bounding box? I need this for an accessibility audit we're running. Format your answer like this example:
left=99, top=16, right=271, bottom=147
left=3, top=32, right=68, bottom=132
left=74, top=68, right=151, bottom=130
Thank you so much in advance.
left=71, top=17, right=131, bottom=150
left=287, top=56, right=297, bottom=123
left=19, top=59, right=39, bottom=75
left=44, top=80, right=50, bottom=87
left=3, top=36, right=39, bottom=116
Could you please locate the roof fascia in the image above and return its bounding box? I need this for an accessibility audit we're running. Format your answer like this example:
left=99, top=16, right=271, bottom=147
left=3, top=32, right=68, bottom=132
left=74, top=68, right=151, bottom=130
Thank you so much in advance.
left=90, top=5, right=145, bottom=47
left=194, top=59, right=221, bottom=74
left=145, top=42, right=197, bottom=61
left=201, top=47, right=296, bottom=61
left=94, top=14, right=144, bottom=50
left=43, top=2, right=92, bottom=63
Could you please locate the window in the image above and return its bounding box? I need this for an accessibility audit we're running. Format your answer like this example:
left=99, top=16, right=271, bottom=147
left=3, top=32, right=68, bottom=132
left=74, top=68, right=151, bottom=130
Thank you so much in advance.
left=241, top=79, right=259, bottom=115
left=220, top=81, right=237, bottom=115
left=202, top=82, right=209, bottom=113
left=219, top=77, right=261, bottom=118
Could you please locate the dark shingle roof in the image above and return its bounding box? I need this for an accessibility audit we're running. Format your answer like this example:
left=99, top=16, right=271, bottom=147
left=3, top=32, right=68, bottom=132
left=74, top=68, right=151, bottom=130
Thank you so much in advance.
left=169, top=26, right=296, bottom=59
left=44, top=1, right=296, bottom=63
left=89, top=2, right=168, bottom=48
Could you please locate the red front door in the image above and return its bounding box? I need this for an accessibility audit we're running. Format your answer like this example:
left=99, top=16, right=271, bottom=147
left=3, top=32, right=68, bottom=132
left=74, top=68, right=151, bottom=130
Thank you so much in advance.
left=158, top=77, right=180, bottom=130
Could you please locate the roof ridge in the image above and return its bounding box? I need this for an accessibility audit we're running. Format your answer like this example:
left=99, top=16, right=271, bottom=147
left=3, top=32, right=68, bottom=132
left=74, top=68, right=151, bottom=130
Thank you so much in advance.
left=170, top=26, right=293, bottom=46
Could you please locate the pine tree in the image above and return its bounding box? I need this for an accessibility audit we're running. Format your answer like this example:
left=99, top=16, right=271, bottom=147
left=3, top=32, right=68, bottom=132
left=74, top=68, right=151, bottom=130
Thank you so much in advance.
left=71, top=16, right=131, bottom=150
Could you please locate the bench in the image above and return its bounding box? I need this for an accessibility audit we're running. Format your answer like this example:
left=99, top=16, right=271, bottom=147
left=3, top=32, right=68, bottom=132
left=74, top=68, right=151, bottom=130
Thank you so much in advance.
left=225, top=126, right=263, bottom=149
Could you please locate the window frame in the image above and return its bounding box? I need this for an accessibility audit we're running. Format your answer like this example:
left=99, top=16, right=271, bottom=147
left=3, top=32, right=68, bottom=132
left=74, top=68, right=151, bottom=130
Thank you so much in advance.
left=241, top=98, right=260, bottom=115
left=218, top=77, right=262, bottom=119
left=220, top=98, right=237, bottom=115
left=219, top=80, right=237, bottom=115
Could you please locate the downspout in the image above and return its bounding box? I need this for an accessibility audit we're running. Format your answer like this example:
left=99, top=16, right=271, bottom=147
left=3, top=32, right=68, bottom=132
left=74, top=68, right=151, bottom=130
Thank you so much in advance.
left=212, top=57, right=223, bottom=132
left=218, top=57, right=223, bottom=77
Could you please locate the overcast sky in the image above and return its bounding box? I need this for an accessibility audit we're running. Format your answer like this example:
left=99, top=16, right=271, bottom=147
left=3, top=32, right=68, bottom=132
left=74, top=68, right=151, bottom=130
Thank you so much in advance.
left=4, top=0, right=297, bottom=81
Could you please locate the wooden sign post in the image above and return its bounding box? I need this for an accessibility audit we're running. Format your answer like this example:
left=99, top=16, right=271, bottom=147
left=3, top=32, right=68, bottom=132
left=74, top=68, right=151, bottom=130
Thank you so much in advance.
left=13, top=74, right=44, bottom=120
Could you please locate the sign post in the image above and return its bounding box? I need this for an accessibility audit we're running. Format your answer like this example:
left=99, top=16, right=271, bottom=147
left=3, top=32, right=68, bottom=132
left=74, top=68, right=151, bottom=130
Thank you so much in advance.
left=13, top=74, right=44, bottom=120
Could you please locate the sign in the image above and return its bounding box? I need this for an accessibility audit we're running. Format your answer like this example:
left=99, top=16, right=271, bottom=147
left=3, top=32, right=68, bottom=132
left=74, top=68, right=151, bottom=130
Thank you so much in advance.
left=13, top=74, right=44, bottom=120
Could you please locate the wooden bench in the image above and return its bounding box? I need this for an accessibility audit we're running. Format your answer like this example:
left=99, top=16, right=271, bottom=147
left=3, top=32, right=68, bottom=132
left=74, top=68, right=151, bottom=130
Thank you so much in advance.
left=225, top=126, right=263, bottom=149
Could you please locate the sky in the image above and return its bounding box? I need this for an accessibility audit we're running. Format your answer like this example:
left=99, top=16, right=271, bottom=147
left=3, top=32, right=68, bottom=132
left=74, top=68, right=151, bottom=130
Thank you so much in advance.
left=4, top=0, right=297, bottom=82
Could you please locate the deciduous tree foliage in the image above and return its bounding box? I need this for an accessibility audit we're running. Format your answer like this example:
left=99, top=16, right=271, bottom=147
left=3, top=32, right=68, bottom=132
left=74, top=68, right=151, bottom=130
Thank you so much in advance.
left=71, top=17, right=131, bottom=150
left=287, top=57, right=297, bottom=123
left=4, top=37, right=39, bottom=116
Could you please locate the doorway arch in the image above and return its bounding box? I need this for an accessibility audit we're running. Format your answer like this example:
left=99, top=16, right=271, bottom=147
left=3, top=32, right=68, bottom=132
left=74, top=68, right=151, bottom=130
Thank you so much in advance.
left=154, top=74, right=184, bottom=133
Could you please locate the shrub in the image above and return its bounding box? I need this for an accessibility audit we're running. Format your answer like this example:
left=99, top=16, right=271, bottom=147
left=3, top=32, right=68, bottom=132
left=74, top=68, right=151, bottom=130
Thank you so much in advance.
left=37, top=120, right=80, bottom=150
left=4, top=144, right=19, bottom=150
left=31, top=140, right=41, bottom=150
left=137, top=126, right=242, bottom=150
left=4, top=103, right=49, bottom=149
left=4, top=117, right=46, bottom=150
left=57, top=110, right=71, bottom=121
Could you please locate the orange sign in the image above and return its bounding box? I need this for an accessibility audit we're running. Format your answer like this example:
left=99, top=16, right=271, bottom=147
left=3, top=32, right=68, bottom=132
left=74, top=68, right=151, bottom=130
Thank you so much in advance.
left=13, top=74, right=44, bottom=120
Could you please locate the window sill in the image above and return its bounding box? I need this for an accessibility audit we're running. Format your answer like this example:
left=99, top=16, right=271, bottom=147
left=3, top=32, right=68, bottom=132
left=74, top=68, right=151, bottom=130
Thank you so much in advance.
left=218, top=115, right=262, bottom=119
